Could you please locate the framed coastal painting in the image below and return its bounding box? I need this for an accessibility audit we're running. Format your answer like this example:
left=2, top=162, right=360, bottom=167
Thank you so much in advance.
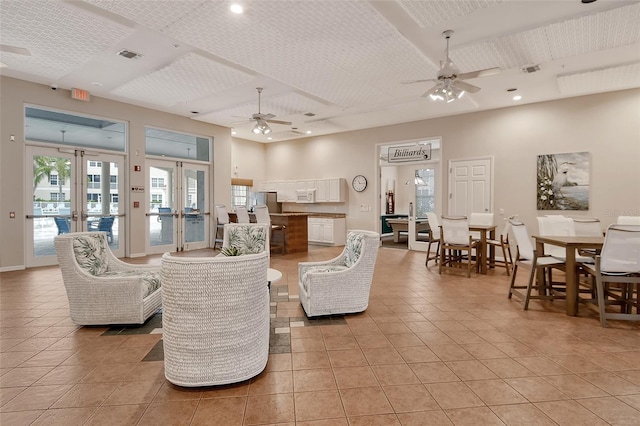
left=537, top=152, right=589, bottom=210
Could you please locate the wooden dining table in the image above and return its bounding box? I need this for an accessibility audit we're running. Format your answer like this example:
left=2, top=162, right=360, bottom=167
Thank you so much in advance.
left=533, top=235, right=605, bottom=316
left=470, top=224, right=497, bottom=274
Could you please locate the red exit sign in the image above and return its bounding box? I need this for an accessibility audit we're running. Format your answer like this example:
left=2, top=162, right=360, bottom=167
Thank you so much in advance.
left=71, top=88, right=90, bottom=102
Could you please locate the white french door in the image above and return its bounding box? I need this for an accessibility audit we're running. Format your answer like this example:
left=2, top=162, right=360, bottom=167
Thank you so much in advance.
left=448, top=157, right=493, bottom=217
left=408, top=167, right=438, bottom=251
left=26, top=146, right=125, bottom=267
left=146, top=160, right=209, bottom=254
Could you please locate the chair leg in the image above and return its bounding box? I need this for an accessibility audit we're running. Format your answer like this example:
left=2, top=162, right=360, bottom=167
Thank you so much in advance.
left=501, top=244, right=511, bottom=276
left=595, top=275, right=608, bottom=327
left=508, top=263, right=519, bottom=299
left=523, top=266, right=538, bottom=310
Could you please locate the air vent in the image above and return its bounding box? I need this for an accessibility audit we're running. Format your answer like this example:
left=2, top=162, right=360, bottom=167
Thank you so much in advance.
left=522, top=65, right=541, bottom=73
left=117, top=49, right=142, bottom=59
left=304, top=112, right=316, bottom=117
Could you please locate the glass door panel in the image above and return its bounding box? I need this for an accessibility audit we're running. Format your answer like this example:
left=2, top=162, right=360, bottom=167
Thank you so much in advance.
left=26, top=147, right=125, bottom=266
left=83, top=154, right=124, bottom=256
left=409, top=168, right=436, bottom=251
left=182, top=164, right=209, bottom=250
left=147, top=161, right=177, bottom=254
left=26, top=147, right=75, bottom=266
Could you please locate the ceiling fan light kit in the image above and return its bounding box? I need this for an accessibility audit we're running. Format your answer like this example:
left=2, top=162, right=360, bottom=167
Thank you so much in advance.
left=403, top=30, right=501, bottom=104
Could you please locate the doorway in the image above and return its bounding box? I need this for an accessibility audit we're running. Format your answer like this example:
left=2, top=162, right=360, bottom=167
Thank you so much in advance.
left=145, top=160, right=209, bottom=254
left=378, top=139, right=442, bottom=252
left=26, top=146, right=125, bottom=267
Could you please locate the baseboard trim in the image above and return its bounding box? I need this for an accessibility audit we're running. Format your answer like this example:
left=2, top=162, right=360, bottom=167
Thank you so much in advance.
left=129, top=253, right=147, bottom=258
left=0, top=265, right=26, bottom=272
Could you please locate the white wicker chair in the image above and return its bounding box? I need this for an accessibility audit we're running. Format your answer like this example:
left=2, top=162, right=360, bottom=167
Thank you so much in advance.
left=161, top=251, right=270, bottom=387
left=221, top=223, right=269, bottom=256
left=54, top=232, right=162, bottom=325
left=298, top=230, right=380, bottom=317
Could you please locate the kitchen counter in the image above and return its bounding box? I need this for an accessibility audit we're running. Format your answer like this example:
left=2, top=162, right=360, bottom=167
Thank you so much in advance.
left=228, top=212, right=308, bottom=254
left=293, top=212, right=346, bottom=218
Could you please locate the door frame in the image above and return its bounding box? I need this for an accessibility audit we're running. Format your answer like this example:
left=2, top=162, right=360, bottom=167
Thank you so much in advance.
left=25, top=145, right=126, bottom=267
left=376, top=138, right=442, bottom=252
left=448, top=155, right=494, bottom=217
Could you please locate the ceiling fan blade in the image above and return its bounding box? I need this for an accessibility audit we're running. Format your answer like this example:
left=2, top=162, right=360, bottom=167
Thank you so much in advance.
left=0, top=44, right=31, bottom=56
left=231, top=118, right=252, bottom=125
left=266, top=119, right=292, bottom=125
left=401, top=79, right=436, bottom=84
left=261, top=113, right=276, bottom=120
left=458, top=67, right=501, bottom=80
left=454, top=80, right=481, bottom=93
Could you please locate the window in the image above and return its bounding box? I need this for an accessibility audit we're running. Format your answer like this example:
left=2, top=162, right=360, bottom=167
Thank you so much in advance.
left=50, top=174, right=65, bottom=186
left=111, top=194, right=119, bottom=203
left=151, top=194, right=163, bottom=204
left=415, top=168, right=436, bottom=217
left=89, top=161, right=102, bottom=167
left=50, top=192, right=66, bottom=201
left=145, top=127, right=210, bottom=161
left=152, top=177, right=165, bottom=188
left=87, top=193, right=99, bottom=202
left=88, top=175, right=101, bottom=189
left=231, top=185, right=250, bottom=209
left=110, top=175, right=117, bottom=189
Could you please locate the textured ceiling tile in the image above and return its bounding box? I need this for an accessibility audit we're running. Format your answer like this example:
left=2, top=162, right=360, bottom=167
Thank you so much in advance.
left=86, top=0, right=207, bottom=30
left=558, top=62, right=640, bottom=96
left=111, top=52, right=254, bottom=106
left=546, top=3, right=640, bottom=59
left=397, top=0, right=506, bottom=28
left=0, top=0, right=132, bottom=79
left=452, top=2, right=640, bottom=72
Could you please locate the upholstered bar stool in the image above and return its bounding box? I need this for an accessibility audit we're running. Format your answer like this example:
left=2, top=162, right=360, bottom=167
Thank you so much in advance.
left=254, top=204, right=286, bottom=254
left=213, top=204, right=229, bottom=250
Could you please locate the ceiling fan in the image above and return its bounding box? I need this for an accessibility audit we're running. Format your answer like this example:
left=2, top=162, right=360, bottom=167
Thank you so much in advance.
left=404, top=30, right=500, bottom=102
left=234, top=87, right=292, bottom=135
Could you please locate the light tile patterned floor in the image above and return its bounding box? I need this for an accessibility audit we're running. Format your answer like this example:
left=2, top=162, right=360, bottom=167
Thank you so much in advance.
left=1, top=245, right=639, bottom=425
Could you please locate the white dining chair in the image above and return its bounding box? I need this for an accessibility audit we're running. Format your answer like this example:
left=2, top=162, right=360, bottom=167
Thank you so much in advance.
left=424, top=212, right=441, bottom=266
left=617, top=216, right=640, bottom=225
left=213, top=204, right=229, bottom=250
left=508, top=220, right=566, bottom=309
left=439, top=216, right=478, bottom=277
left=581, top=224, right=640, bottom=327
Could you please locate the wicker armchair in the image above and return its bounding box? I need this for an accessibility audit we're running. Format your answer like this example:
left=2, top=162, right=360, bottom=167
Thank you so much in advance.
left=54, top=232, right=161, bottom=325
left=298, top=230, right=380, bottom=317
left=221, top=223, right=269, bottom=256
left=161, top=251, right=270, bottom=387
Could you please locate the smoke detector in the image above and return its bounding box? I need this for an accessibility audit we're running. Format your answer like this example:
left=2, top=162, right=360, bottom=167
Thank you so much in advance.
left=117, top=49, right=143, bottom=59
left=522, top=64, right=541, bottom=73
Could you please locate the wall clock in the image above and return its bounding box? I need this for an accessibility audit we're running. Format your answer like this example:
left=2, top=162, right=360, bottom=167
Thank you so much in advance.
left=352, top=175, right=367, bottom=192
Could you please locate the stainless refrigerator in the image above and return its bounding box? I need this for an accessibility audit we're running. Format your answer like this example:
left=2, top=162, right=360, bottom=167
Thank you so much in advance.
left=250, top=191, right=282, bottom=213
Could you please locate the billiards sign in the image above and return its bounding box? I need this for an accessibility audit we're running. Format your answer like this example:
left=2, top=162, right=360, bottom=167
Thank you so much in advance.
left=388, top=144, right=431, bottom=162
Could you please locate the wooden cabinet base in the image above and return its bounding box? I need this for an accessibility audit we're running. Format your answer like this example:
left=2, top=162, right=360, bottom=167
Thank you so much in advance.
left=271, top=214, right=308, bottom=254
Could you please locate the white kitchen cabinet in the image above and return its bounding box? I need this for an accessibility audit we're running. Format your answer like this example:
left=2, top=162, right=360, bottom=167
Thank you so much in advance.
left=307, top=217, right=346, bottom=246
left=315, top=178, right=345, bottom=202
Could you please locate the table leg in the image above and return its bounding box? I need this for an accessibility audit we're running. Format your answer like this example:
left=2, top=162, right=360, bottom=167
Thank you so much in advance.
left=535, top=240, right=546, bottom=295
left=393, top=229, right=401, bottom=243
left=488, top=229, right=496, bottom=269
left=565, top=247, right=578, bottom=316
left=479, top=231, right=487, bottom=274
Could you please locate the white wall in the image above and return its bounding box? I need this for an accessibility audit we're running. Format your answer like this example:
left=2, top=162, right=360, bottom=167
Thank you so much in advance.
left=262, top=89, right=640, bottom=233
left=0, top=76, right=232, bottom=269
left=231, top=137, right=267, bottom=190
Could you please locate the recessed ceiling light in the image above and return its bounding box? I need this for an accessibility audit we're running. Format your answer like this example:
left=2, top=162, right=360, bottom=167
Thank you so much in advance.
left=513, top=95, right=522, bottom=101
left=230, top=4, right=243, bottom=14
left=267, top=137, right=272, bottom=140
left=506, top=88, right=517, bottom=92
left=231, top=128, right=237, bottom=135
left=305, top=130, right=312, bottom=134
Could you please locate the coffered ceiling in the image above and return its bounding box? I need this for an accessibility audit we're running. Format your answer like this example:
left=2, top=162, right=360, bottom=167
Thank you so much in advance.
left=1, top=0, right=639, bottom=143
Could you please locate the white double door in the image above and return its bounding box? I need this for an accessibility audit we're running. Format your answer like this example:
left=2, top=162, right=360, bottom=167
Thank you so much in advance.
left=26, top=146, right=125, bottom=267
left=145, top=160, right=210, bottom=254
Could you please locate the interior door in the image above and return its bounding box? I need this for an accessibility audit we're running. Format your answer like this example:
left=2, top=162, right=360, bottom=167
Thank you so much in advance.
left=448, top=157, right=492, bottom=217
left=408, top=167, right=437, bottom=252
left=26, top=146, right=125, bottom=267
